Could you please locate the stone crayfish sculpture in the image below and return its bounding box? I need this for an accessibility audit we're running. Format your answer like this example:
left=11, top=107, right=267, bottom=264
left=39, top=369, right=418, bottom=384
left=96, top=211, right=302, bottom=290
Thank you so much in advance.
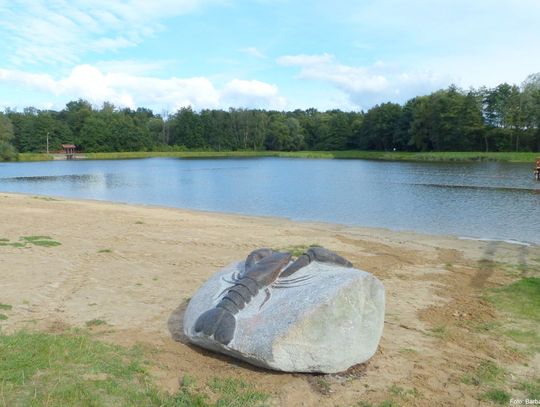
left=183, top=247, right=385, bottom=373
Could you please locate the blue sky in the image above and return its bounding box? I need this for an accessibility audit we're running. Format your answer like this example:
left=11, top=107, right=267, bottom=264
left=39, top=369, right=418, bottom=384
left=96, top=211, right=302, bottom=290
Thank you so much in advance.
left=1, top=0, right=539, bottom=112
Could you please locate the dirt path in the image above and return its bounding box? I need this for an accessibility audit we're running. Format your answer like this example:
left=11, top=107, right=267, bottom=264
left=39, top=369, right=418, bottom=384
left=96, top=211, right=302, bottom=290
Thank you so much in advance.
left=0, top=193, right=538, bottom=406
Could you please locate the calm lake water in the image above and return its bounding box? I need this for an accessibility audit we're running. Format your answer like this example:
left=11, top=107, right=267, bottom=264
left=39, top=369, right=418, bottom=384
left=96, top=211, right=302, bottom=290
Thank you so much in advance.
left=1, top=157, right=539, bottom=244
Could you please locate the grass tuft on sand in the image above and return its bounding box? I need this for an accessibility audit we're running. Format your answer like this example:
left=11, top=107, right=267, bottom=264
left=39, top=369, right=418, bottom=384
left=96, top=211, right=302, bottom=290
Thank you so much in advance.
left=480, top=388, right=511, bottom=405
left=461, top=360, right=506, bottom=386
left=518, top=379, right=540, bottom=399
left=21, top=235, right=61, bottom=247
left=0, top=236, right=62, bottom=248
left=275, top=243, right=322, bottom=257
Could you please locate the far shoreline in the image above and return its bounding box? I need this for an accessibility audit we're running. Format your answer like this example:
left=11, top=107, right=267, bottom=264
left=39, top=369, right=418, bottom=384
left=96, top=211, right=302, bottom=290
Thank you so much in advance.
left=13, top=150, right=540, bottom=163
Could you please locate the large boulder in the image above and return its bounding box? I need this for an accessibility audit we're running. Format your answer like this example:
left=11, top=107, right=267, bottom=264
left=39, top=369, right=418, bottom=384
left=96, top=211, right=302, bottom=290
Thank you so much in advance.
left=183, top=251, right=385, bottom=373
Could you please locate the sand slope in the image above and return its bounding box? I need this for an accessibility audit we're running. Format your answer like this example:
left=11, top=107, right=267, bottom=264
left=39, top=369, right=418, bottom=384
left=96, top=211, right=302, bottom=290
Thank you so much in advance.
left=0, top=193, right=538, bottom=406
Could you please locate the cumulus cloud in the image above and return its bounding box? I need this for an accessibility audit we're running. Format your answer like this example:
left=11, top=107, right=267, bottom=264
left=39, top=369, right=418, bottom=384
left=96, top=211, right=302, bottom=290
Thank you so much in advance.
left=0, top=65, right=286, bottom=111
left=93, top=59, right=169, bottom=76
left=278, top=53, right=450, bottom=108
left=0, top=0, right=222, bottom=66
left=222, top=79, right=286, bottom=110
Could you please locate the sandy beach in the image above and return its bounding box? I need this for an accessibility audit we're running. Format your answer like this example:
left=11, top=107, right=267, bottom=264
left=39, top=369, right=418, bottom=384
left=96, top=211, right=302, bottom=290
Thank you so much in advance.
left=0, top=192, right=538, bottom=406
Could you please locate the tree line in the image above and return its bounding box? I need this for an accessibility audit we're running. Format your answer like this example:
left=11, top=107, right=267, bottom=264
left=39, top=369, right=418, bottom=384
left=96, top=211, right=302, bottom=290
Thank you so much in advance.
left=1, top=73, right=539, bottom=160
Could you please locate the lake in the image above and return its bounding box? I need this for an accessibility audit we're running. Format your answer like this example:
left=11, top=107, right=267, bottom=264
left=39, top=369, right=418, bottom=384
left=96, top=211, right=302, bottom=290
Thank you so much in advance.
left=0, top=157, right=539, bottom=244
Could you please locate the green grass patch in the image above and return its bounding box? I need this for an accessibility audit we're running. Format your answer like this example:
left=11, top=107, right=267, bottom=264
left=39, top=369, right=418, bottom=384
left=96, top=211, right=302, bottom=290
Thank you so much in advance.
left=518, top=379, right=540, bottom=399
left=82, top=150, right=335, bottom=161
left=17, top=153, right=54, bottom=162
left=98, top=248, right=113, bottom=253
left=21, top=235, right=54, bottom=242
left=462, top=360, right=506, bottom=386
left=0, top=303, right=12, bottom=311
left=26, top=239, right=61, bottom=247
left=165, top=375, right=269, bottom=407
left=207, top=377, right=269, bottom=406
left=275, top=243, right=322, bottom=257
left=476, top=361, right=506, bottom=383
left=20, top=235, right=61, bottom=247
left=0, top=330, right=160, bottom=406
left=481, top=278, right=540, bottom=355
left=311, top=377, right=332, bottom=395
left=480, top=388, right=511, bottom=404
left=461, top=361, right=511, bottom=406
left=0, top=314, right=7, bottom=321
left=85, top=319, right=107, bottom=327
left=0, top=330, right=271, bottom=406
left=504, top=329, right=540, bottom=347
left=427, top=325, right=449, bottom=339
left=1, top=235, right=63, bottom=249
left=135, top=220, right=145, bottom=224
left=0, top=239, right=26, bottom=248
left=93, top=150, right=540, bottom=163
left=488, top=278, right=540, bottom=323
left=388, top=384, right=420, bottom=400
left=19, top=150, right=539, bottom=163
left=473, top=321, right=501, bottom=333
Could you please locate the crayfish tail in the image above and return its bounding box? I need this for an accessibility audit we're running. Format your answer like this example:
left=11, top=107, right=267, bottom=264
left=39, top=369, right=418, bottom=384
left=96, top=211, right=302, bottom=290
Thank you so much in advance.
left=193, top=307, right=236, bottom=346
left=214, top=312, right=236, bottom=345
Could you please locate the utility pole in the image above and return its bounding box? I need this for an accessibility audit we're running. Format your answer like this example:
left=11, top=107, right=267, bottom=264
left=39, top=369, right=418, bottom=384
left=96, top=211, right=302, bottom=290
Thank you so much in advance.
left=46, top=132, right=50, bottom=155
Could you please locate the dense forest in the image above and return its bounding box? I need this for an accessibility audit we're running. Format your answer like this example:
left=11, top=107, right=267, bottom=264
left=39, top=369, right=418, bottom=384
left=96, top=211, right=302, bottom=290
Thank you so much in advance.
left=1, top=74, right=540, bottom=161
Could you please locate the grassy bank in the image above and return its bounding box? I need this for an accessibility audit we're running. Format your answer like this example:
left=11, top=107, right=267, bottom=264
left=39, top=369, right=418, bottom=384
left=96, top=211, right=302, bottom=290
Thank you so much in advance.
left=16, top=150, right=540, bottom=163
left=0, top=330, right=269, bottom=406
left=16, top=153, right=54, bottom=161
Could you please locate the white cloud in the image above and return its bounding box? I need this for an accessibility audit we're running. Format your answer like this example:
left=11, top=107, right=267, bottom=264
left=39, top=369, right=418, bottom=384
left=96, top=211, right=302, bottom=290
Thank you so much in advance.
left=278, top=53, right=450, bottom=108
left=90, top=36, right=136, bottom=52
left=277, top=53, right=333, bottom=66
left=0, top=0, right=222, bottom=66
left=0, top=65, right=286, bottom=111
left=93, top=59, right=169, bottom=76
left=239, top=47, right=266, bottom=59
left=222, top=79, right=286, bottom=109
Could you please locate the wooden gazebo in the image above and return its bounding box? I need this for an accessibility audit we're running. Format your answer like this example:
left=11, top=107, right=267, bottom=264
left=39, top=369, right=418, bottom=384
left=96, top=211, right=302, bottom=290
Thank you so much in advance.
left=61, top=144, right=76, bottom=160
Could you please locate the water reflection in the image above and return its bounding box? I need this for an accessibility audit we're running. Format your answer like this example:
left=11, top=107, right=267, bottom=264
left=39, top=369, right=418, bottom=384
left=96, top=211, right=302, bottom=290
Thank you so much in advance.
left=0, top=158, right=538, bottom=244
left=3, top=174, right=102, bottom=183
